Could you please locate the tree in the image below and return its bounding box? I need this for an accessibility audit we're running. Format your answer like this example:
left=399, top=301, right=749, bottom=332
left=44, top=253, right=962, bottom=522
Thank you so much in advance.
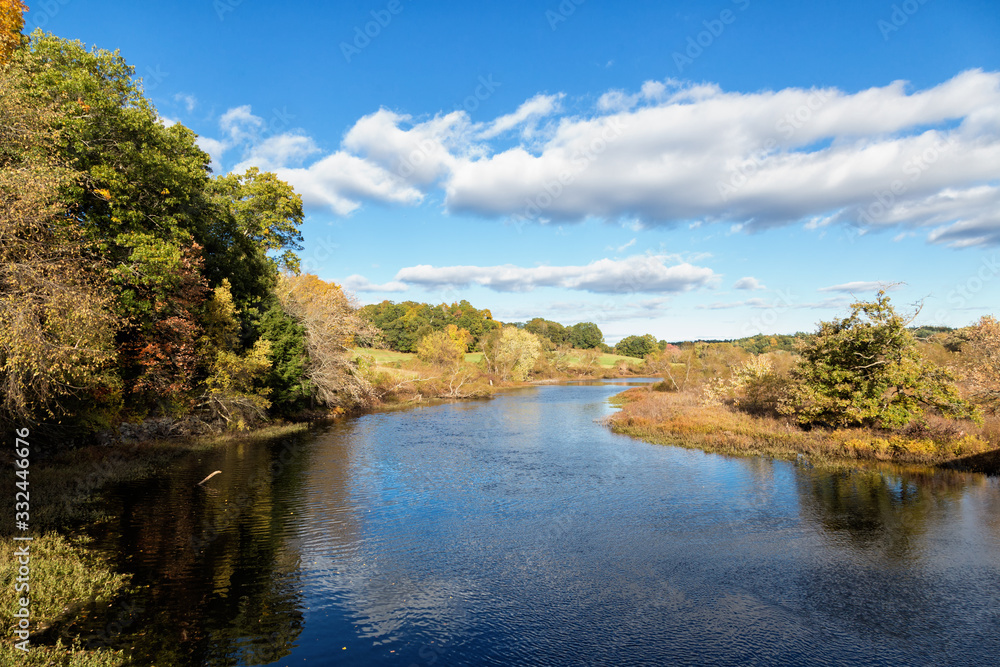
left=569, top=322, right=604, bottom=349
left=524, top=318, right=569, bottom=347
left=0, top=0, right=25, bottom=64
left=480, top=327, right=541, bottom=382
left=204, top=168, right=304, bottom=309
left=277, top=274, right=379, bottom=408
left=0, top=52, right=120, bottom=425
left=960, top=315, right=1000, bottom=414
left=785, top=291, right=978, bottom=429
left=417, top=325, right=471, bottom=367
left=615, top=334, right=658, bottom=359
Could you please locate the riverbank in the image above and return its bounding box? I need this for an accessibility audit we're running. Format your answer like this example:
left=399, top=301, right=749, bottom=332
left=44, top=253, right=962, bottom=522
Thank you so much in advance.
left=606, top=387, right=1000, bottom=475
left=0, top=421, right=313, bottom=665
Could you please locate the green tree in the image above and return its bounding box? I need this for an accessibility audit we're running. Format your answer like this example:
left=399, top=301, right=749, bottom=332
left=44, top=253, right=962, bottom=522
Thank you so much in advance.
left=614, top=334, right=658, bottom=359
left=569, top=322, right=604, bottom=349
left=204, top=167, right=304, bottom=309
left=524, top=318, right=569, bottom=347
left=785, top=291, right=978, bottom=429
left=256, top=300, right=312, bottom=414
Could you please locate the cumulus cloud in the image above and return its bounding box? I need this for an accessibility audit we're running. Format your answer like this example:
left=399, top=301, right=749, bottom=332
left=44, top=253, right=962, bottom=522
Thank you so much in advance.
left=476, top=93, right=564, bottom=139
left=341, top=275, right=409, bottom=293
left=275, top=152, right=423, bottom=216
left=233, top=133, right=320, bottom=172
left=734, top=276, right=765, bottom=290
left=202, top=71, right=1000, bottom=246
left=445, top=71, right=1000, bottom=235
left=392, top=254, right=719, bottom=294
left=817, top=281, right=902, bottom=293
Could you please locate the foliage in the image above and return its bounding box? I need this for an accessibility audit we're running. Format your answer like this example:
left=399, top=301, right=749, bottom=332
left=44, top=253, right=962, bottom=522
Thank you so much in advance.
left=614, top=334, right=658, bottom=359
left=0, top=533, right=130, bottom=665
left=277, top=273, right=379, bottom=408
left=784, top=291, right=978, bottom=429
left=203, top=167, right=303, bottom=309
left=523, top=318, right=569, bottom=347
left=568, top=321, right=604, bottom=349
left=255, top=299, right=312, bottom=413
left=0, top=0, right=25, bottom=64
left=417, top=324, right=471, bottom=367
left=480, top=326, right=542, bottom=382
left=0, top=32, right=325, bottom=427
left=360, top=299, right=499, bottom=352
left=200, top=339, right=273, bottom=430
left=734, top=332, right=805, bottom=354
left=0, top=55, right=119, bottom=425
left=961, top=315, right=1000, bottom=414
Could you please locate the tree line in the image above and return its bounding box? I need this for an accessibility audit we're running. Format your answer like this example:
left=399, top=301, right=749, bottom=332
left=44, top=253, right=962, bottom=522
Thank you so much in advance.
left=1, top=23, right=376, bottom=433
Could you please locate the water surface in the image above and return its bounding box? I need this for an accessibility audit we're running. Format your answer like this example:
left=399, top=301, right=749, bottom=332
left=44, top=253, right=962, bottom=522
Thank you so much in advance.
left=85, top=381, right=1000, bottom=665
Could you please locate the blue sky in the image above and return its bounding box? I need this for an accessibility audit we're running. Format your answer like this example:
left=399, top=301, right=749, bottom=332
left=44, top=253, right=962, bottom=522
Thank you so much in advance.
left=28, top=0, right=1000, bottom=342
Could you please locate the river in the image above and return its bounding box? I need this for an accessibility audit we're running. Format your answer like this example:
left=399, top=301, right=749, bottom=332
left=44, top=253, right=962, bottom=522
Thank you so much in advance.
left=80, top=380, right=1000, bottom=665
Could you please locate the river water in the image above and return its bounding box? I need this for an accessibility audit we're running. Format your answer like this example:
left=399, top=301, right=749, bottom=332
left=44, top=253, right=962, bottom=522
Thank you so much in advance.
left=83, top=380, right=1000, bottom=665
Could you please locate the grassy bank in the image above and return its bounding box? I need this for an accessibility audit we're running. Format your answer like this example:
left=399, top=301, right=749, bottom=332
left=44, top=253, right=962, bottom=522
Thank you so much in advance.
left=0, top=422, right=310, bottom=664
left=354, top=346, right=644, bottom=406
left=606, top=387, right=1000, bottom=474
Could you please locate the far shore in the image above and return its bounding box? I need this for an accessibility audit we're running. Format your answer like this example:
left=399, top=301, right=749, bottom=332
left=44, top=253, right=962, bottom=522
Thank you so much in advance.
left=605, top=387, right=1000, bottom=476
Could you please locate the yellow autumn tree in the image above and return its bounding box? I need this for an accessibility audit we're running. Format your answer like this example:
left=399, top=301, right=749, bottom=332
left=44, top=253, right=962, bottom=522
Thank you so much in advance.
left=0, top=51, right=120, bottom=425
left=277, top=273, right=381, bottom=407
left=196, top=280, right=274, bottom=429
left=961, top=315, right=1000, bottom=414
left=0, top=0, right=26, bottom=64
left=417, top=324, right=471, bottom=367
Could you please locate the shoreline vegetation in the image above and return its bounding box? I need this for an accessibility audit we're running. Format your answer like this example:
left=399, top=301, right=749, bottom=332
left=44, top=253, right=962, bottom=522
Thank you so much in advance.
left=606, top=387, right=1000, bottom=475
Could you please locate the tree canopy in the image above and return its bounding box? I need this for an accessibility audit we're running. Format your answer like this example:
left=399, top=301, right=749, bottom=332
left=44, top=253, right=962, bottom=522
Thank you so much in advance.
left=785, top=291, right=977, bottom=429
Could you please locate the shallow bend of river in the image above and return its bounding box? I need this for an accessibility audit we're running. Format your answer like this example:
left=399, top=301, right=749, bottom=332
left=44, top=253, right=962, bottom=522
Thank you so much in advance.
left=80, top=380, right=1000, bottom=666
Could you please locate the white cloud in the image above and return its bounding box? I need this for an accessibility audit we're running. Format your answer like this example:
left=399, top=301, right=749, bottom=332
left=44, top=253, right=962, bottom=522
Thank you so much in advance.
left=195, top=136, right=229, bottom=172
left=342, top=108, right=467, bottom=187
left=733, top=276, right=765, bottom=290
left=698, top=296, right=849, bottom=310
left=275, top=152, right=423, bottom=216
left=393, top=254, right=719, bottom=294
left=340, top=275, right=409, bottom=293
left=232, top=133, right=320, bottom=172
left=615, top=238, right=637, bottom=252
left=174, top=93, right=197, bottom=112
left=817, top=281, right=902, bottom=293
left=477, top=93, right=564, bottom=139
left=219, top=105, right=265, bottom=143
left=198, top=71, right=1000, bottom=247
